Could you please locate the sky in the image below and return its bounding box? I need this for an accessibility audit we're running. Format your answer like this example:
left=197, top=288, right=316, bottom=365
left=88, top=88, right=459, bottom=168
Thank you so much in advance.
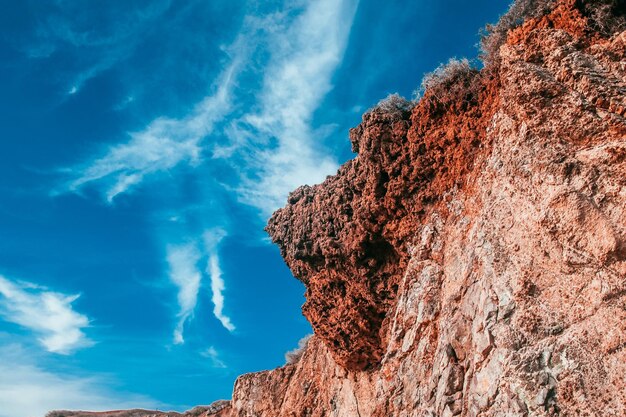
left=0, top=1, right=508, bottom=415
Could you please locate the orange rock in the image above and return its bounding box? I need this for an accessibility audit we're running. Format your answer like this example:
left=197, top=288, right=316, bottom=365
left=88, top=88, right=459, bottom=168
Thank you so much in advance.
left=252, top=0, right=626, bottom=415
left=53, top=1, right=626, bottom=416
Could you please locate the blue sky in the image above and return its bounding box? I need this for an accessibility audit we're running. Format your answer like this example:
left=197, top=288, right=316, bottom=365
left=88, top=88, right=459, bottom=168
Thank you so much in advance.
left=0, top=1, right=507, bottom=415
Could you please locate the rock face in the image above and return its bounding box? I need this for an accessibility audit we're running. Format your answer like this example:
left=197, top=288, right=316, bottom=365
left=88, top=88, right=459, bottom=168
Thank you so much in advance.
left=50, top=1, right=625, bottom=416
left=236, top=0, right=626, bottom=415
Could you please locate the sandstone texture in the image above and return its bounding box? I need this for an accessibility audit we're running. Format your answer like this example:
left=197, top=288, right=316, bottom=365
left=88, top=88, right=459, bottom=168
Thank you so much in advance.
left=50, top=0, right=626, bottom=416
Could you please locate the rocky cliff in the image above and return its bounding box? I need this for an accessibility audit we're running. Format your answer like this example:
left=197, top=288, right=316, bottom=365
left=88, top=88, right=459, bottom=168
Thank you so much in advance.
left=232, top=0, right=626, bottom=415
left=51, top=1, right=626, bottom=416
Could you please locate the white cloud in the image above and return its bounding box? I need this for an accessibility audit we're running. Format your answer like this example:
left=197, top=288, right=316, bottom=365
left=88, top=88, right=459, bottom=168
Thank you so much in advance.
left=203, top=229, right=235, bottom=332
left=60, top=57, right=241, bottom=202
left=0, top=344, right=160, bottom=417
left=52, top=1, right=357, bottom=348
left=166, top=243, right=202, bottom=345
left=165, top=229, right=234, bottom=343
left=207, top=254, right=235, bottom=333
left=230, top=0, right=360, bottom=215
left=200, top=346, right=227, bottom=369
left=56, top=0, right=359, bottom=218
left=0, top=276, right=93, bottom=354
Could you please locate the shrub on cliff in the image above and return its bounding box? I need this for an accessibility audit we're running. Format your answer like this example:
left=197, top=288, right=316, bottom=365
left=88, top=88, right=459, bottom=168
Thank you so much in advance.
left=416, top=58, right=479, bottom=103
left=284, top=334, right=313, bottom=364
left=419, top=58, right=472, bottom=95
left=480, top=0, right=625, bottom=66
left=369, top=93, right=414, bottom=118
left=480, top=0, right=555, bottom=66
left=186, top=401, right=229, bottom=416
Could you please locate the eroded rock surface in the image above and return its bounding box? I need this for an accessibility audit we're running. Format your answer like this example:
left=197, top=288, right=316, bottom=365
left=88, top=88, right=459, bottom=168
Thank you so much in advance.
left=242, top=0, right=626, bottom=415
left=51, top=1, right=626, bottom=416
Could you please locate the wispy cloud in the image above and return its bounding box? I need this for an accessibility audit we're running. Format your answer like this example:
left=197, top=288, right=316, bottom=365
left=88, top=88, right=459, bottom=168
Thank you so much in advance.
left=200, top=345, right=227, bottom=369
left=0, top=276, right=93, bottom=354
left=204, top=229, right=235, bottom=332
left=228, top=0, right=360, bottom=215
left=23, top=0, right=173, bottom=95
left=166, top=229, right=235, bottom=342
left=0, top=344, right=160, bottom=417
left=52, top=0, right=357, bottom=347
left=57, top=0, right=358, bottom=215
left=59, top=59, right=240, bottom=202
left=166, top=243, right=202, bottom=345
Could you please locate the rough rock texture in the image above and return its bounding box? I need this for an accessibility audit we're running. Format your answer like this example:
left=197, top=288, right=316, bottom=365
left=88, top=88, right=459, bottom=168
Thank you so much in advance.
left=50, top=1, right=626, bottom=416
left=240, top=0, right=626, bottom=415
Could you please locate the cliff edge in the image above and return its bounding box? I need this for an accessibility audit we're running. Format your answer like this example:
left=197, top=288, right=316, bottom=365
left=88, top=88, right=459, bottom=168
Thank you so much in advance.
left=242, top=0, right=626, bottom=415
left=50, top=1, right=626, bottom=416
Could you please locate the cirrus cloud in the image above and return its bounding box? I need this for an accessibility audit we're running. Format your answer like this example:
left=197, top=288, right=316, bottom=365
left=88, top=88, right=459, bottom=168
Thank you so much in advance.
left=166, top=243, right=203, bottom=345
left=204, top=229, right=235, bottom=333
left=58, top=58, right=241, bottom=203
left=0, top=275, right=93, bottom=355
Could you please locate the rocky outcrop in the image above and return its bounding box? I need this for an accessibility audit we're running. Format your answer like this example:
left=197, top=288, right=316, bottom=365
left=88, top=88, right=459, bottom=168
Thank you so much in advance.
left=266, top=55, right=499, bottom=373
left=51, top=1, right=626, bottom=416
left=241, top=0, right=626, bottom=415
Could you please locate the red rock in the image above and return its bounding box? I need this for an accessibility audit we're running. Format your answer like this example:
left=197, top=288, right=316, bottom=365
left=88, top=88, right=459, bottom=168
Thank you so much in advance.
left=239, top=0, right=626, bottom=415
left=51, top=1, right=626, bottom=416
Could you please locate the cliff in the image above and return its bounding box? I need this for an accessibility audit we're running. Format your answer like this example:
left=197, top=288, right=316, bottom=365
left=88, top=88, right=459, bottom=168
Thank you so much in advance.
left=235, top=0, right=626, bottom=415
left=50, top=0, right=626, bottom=416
